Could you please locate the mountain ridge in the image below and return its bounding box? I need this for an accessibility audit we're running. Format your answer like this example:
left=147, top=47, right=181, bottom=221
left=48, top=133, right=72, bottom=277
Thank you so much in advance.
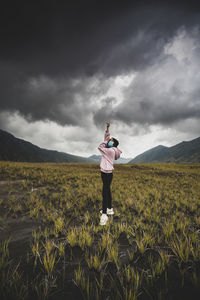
left=0, top=129, right=96, bottom=163
left=129, top=136, right=200, bottom=163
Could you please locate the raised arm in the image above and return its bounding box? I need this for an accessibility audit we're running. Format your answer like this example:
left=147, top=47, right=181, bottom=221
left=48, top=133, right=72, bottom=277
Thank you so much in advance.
left=98, top=122, right=111, bottom=154
left=104, top=121, right=110, bottom=142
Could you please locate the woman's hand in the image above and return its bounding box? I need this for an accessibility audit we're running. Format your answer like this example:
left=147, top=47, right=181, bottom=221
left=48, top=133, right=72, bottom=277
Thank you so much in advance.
left=106, top=136, right=114, bottom=142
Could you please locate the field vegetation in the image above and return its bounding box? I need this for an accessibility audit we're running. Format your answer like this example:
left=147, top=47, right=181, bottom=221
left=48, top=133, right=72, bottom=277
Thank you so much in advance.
left=0, top=161, right=200, bottom=299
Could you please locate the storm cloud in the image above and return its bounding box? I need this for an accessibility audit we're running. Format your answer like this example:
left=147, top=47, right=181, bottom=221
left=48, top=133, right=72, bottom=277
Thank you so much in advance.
left=93, top=26, right=200, bottom=128
left=0, top=0, right=200, bottom=157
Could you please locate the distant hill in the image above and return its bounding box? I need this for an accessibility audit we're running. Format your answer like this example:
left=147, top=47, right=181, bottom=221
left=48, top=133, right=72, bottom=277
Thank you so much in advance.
left=129, top=136, right=200, bottom=163
left=89, top=155, right=101, bottom=162
left=89, top=154, right=132, bottom=164
left=0, top=129, right=96, bottom=163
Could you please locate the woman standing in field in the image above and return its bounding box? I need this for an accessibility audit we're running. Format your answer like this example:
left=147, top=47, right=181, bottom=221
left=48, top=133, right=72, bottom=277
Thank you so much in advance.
left=98, top=122, right=122, bottom=225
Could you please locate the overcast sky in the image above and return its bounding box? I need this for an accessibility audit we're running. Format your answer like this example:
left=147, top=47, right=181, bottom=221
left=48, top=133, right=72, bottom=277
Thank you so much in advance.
left=0, top=0, right=200, bottom=158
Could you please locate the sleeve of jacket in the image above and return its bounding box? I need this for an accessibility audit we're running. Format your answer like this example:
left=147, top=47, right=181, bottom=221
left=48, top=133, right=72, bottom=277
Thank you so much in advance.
left=98, top=142, right=109, bottom=155
left=104, top=129, right=110, bottom=142
left=98, top=130, right=110, bottom=155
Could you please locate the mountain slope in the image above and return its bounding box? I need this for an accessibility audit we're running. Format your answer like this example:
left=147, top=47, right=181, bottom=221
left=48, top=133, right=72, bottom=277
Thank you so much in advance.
left=129, top=137, right=200, bottom=163
left=0, top=129, right=95, bottom=163
left=88, top=155, right=132, bottom=164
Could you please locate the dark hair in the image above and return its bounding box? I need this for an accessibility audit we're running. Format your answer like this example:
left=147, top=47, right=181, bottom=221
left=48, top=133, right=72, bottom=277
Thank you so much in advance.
left=112, top=138, right=119, bottom=147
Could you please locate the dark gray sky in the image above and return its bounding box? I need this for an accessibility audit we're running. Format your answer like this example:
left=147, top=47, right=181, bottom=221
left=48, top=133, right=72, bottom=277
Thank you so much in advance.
left=0, top=0, right=200, bottom=158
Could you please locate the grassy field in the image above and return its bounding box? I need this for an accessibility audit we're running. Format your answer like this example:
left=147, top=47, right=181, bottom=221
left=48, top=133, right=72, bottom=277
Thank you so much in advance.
left=0, top=161, right=200, bottom=300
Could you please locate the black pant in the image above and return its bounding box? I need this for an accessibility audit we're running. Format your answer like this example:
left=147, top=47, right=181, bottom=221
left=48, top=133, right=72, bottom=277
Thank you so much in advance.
left=101, top=171, right=113, bottom=214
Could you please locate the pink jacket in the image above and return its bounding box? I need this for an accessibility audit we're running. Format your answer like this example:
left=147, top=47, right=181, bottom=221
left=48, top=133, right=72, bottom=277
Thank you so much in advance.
left=98, top=129, right=122, bottom=173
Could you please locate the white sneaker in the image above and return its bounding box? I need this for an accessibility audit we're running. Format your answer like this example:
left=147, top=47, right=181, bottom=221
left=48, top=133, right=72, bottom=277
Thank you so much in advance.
left=100, top=214, right=108, bottom=225
left=100, top=208, right=114, bottom=215
left=107, top=208, right=114, bottom=215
